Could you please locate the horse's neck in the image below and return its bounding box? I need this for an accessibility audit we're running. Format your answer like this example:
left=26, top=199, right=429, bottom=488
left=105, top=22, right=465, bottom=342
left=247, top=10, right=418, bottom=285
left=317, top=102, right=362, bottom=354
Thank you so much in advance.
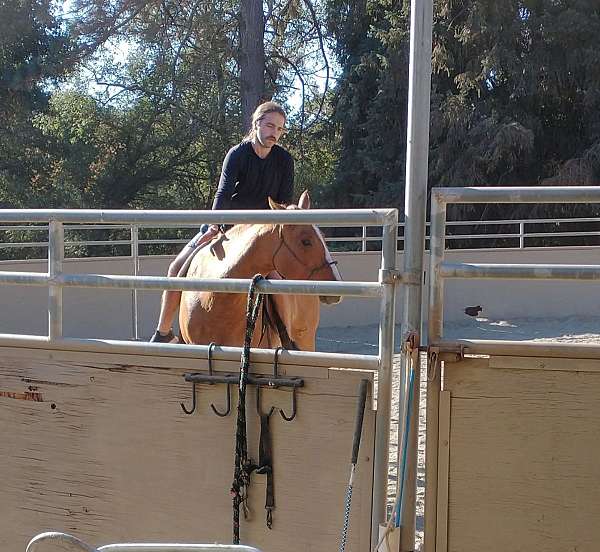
left=224, top=224, right=278, bottom=278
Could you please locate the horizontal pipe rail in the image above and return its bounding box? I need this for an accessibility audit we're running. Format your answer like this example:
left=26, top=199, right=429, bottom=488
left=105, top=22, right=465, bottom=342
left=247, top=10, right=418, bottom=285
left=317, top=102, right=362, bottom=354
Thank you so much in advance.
left=434, top=186, right=600, bottom=204
left=433, top=339, right=600, bottom=361
left=440, top=262, right=600, bottom=281
left=0, top=208, right=397, bottom=226
left=0, top=271, right=383, bottom=297
left=0, top=333, right=380, bottom=371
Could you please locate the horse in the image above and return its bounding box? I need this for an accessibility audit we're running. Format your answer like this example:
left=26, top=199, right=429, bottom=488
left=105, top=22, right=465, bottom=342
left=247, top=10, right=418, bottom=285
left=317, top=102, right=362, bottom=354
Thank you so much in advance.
left=178, top=191, right=341, bottom=350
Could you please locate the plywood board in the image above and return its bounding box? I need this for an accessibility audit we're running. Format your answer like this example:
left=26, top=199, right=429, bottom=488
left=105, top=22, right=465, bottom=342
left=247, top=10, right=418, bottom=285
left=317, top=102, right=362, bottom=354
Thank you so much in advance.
left=439, top=356, right=600, bottom=552
left=0, top=346, right=375, bottom=552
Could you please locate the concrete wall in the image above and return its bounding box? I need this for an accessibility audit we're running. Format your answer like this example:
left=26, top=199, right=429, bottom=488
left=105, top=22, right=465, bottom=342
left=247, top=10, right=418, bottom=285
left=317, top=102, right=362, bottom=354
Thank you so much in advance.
left=0, top=246, right=598, bottom=339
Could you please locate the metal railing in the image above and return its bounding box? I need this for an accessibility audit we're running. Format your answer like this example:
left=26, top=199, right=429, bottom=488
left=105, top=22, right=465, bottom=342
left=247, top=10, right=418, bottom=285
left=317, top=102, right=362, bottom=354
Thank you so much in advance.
left=1, top=216, right=600, bottom=261
left=27, top=531, right=263, bottom=552
left=424, top=185, right=600, bottom=552
left=0, top=206, right=399, bottom=540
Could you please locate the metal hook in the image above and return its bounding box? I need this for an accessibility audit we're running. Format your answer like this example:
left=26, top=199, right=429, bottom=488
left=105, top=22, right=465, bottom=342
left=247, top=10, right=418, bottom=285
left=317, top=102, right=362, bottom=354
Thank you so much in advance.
left=256, top=385, right=276, bottom=417
left=211, top=383, right=231, bottom=417
left=272, top=346, right=283, bottom=379
left=279, top=387, right=297, bottom=421
left=180, top=381, right=197, bottom=415
left=207, top=342, right=216, bottom=375
left=205, top=342, right=230, bottom=417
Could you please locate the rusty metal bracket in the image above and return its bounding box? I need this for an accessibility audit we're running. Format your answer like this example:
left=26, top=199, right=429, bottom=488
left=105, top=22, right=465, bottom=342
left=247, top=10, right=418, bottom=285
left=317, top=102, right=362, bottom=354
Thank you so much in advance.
left=427, top=343, right=465, bottom=364
left=378, top=268, right=403, bottom=284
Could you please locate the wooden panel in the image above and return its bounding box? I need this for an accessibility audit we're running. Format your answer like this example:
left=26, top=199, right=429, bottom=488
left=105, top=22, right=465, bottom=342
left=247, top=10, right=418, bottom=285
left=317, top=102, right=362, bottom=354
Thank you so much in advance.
left=435, top=391, right=451, bottom=552
left=0, top=346, right=375, bottom=552
left=440, top=356, right=600, bottom=552
left=488, top=355, right=600, bottom=373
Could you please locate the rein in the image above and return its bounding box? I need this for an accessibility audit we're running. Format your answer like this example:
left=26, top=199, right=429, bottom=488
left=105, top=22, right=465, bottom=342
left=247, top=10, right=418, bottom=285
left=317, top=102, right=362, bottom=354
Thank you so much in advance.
left=272, top=231, right=338, bottom=280
left=261, top=295, right=299, bottom=351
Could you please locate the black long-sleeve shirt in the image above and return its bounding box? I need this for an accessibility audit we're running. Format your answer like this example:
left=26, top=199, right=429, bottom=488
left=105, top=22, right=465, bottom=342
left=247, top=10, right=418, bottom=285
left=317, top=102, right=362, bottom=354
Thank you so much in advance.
left=212, top=141, right=294, bottom=210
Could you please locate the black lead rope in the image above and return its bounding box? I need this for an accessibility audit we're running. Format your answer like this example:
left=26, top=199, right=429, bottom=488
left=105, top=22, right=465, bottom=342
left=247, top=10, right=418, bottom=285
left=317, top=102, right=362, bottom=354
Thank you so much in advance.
left=231, top=274, right=265, bottom=545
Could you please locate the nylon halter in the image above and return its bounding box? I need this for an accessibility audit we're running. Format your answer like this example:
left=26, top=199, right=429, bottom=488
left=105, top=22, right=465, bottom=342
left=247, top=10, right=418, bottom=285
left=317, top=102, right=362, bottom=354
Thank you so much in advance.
left=272, top=227, right=338, bottom=280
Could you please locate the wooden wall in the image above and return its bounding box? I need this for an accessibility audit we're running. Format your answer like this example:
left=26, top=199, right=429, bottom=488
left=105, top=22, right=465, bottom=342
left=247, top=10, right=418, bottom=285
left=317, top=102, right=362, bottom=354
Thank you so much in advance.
left=0, top=345, right=375, bottom=552
left=432, top=354, right=600, bottom=552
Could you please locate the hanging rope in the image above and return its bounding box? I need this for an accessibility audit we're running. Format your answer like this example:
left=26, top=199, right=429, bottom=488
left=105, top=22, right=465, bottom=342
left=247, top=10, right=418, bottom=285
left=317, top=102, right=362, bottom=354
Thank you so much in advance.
left=231, top=274, right=265, bottom=545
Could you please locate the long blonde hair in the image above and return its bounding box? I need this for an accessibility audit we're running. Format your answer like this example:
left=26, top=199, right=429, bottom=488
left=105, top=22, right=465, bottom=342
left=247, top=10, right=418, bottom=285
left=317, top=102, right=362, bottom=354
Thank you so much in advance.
left=243, top=101, right=287, bottom=142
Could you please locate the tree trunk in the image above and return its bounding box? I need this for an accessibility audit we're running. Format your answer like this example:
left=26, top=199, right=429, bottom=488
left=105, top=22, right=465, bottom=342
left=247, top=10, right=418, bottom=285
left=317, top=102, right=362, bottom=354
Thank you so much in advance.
left=239, top=0, right=266, bottom=133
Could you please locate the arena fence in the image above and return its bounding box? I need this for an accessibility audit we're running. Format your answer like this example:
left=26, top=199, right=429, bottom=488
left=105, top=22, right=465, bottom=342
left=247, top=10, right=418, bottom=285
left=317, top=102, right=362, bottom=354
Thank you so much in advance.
left=1, top=216, right=600, bottom=260
left=0, top=206, right=399, bottom=545
left=423, top=186, right=600, bottom=552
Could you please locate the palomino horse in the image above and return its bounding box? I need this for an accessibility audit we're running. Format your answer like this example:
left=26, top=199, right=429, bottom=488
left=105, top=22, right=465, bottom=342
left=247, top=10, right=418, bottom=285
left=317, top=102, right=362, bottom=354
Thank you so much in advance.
left=179, top=191, right=341, bottom=350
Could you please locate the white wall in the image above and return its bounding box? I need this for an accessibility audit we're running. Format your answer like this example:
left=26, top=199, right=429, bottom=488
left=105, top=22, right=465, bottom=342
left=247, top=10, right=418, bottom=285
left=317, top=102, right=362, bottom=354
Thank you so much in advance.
left=0, top=246, right=598, bottom=340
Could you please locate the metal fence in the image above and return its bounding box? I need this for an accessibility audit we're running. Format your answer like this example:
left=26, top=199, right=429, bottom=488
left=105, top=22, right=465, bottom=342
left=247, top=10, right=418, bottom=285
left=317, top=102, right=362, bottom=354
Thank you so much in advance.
left=0, top=206, right=398, bottom=538
left=424, top=185, right=600, bottom=552
left=1, top=216, right=600, bottom=262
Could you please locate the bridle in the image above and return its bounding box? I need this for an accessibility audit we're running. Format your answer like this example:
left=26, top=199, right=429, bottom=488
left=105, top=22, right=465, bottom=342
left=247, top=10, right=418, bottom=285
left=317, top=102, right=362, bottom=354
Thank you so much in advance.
left=272, top=229, right=338, bottom=280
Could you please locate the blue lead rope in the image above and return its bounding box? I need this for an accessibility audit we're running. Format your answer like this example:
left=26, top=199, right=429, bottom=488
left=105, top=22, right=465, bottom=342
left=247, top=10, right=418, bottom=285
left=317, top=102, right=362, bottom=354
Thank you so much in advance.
left=394, top=365, right=415, bottom=527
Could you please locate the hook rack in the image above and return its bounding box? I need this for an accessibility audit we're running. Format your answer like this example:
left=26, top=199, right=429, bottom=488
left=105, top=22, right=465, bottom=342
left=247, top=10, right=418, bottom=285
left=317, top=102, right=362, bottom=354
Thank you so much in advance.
left=181, top=346, right=303, bottom=419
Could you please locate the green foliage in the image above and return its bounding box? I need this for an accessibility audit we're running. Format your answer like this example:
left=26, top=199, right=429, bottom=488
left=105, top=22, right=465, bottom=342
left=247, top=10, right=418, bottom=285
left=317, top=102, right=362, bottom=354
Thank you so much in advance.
left=328, top=0, right=600, bottom=219
left=0, top=0, right=74, bottom=209
left=325, top=0, right=410, bottom=210
left=3, top=0, right=600, bottom=233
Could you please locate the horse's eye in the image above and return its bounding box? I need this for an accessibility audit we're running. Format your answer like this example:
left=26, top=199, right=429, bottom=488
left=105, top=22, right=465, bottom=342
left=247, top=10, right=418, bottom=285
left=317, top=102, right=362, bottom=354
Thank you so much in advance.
left=302, top=239, right=312, bottom=247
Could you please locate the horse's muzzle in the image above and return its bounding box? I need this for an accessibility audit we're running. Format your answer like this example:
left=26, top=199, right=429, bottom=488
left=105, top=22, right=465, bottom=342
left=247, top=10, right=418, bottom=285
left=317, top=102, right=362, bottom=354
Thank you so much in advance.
left=319, top=295, right=342, bottom=305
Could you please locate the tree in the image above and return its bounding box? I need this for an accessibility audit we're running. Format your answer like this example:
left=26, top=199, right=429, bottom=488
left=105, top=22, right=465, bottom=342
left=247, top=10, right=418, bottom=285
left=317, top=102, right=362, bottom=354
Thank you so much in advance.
left=0, top=0, right=73, bottom=207
left=327, top=0, right=600, bottom=222
left=324, top=0, right=410, bottom=209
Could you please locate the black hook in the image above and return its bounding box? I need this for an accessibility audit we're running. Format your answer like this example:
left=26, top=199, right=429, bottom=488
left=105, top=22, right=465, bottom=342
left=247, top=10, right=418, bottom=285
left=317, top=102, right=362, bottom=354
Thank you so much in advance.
left=207, top=342, right=216, bottom=375
left=180, top=381, right=197, bottom=415
left=279, top=387, right=298, bottom=422
left=211, top=384, right=231, bottom=417
left=272, top=346, right=283, bottom=379
left=256, top=385, right=276, bottom=418
left=205, top=342, right=230, bottom=417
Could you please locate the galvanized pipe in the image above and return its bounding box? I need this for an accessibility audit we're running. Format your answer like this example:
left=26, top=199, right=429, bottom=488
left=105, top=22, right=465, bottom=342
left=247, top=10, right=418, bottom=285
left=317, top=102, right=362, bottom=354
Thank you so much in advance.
left=48, top=221, right=63, bottom=339
left=424, top=194, right=447, bottom=552
left=441, top=262, right=600, bottom=281
left=371, top=219, right=398, bottom=545
left=0, top=333, right=380, bottom=371
left=131, top=225, right=139, bottom=340
left=0, top=208, right=396, bottom=226
left=0, top=272, right=49, bottom=286
left=434, top=186, right=600, bottom=205
left=0, top=271, right=383, bottom=297
left=398, top=0, right=433, bottom=547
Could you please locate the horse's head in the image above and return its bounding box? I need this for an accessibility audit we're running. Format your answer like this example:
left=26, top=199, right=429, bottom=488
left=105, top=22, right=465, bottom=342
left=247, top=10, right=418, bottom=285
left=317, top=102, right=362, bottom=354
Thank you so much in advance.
left=269, top=191, right=342, bottom=305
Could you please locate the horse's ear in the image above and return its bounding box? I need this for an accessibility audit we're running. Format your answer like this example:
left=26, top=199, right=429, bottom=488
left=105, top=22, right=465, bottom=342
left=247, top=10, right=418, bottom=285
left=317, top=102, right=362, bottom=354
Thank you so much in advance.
left=268, top=197, right=286, bottom=210
left=298, top=190, right=311, bottom=209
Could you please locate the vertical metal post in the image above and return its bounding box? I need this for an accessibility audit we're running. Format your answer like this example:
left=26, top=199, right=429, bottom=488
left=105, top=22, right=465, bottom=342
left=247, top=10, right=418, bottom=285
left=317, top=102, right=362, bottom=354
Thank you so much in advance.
left=519, top=222, right=525, bottom=249
left=398, top=0, right=434, bottom=549
left=372, top=217, right=398, bottom=546
left=362, top=225, right=367, bottom=252
left=131, top=224, right=140, bottom=340
left=424, top=193, right=447, bottom=552
left=48, top=220, right=64, bottom=339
